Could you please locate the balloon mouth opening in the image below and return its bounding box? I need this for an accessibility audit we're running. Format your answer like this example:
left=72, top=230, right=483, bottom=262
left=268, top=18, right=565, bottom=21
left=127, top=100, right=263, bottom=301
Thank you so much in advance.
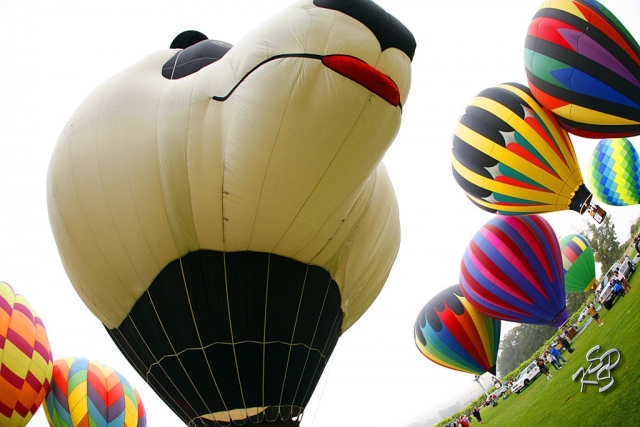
left=551, top=308, right=570, bottom=329
left=571, top=185, right=592, bottom=214
left=201, top=406, right=304, bottom=425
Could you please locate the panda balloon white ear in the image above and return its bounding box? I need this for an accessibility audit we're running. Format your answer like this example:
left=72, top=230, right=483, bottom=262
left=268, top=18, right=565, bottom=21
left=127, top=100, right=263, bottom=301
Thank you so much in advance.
left=170, top=30, right=208, bottom=49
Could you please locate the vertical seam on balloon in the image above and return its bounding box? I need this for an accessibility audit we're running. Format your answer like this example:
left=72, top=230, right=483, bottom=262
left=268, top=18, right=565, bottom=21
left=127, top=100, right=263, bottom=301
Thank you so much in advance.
left=275, top=264, right=309, bottom=416
left=261, top=254, right=271, bottom=423
left=123, top=72, right=160, bottom=291
left=95, top=89, right=144, bottom=305
left=297, top=274, right=339, bottom=408
left=54, top=112, right=123, bottom=326
left=221, top=251, right=249, bottom=422
left=245, top=52, right=304, bottom=251
left=178, top=257, right=220, bottom=418
left=280, top=264, right=312, bottom=416
left=185, top=76, right=201, bottom=250
left=289, top=109, right=368, bottom=262
left=170, top=50, right=184, bottom=81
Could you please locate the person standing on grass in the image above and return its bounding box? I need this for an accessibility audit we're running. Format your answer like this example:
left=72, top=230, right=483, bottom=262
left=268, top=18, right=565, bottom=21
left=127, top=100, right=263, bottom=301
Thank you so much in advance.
left=588, top=302, right=604, bottom=327
left=537, top=357, right=552, bottom=380
left=613, top=267, right=631, bottom=294
left=550, top=345, right=567, bottom=365
left=545, top=350, right=561, bottom=370
left=472, top=407, right=485, bottom=425
left=559, top=331, right=574, bottom=353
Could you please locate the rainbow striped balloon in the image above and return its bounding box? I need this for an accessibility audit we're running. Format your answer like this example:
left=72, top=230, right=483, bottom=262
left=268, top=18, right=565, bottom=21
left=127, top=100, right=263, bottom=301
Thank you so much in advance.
left=525, top=0, right=640, bottom=138
left=44, top=358, right=146, bottom=427
left=588, top=138, right=640, bottom=206
left=0, top=281, right=53, bottom=427
left=134, top=388, right=146, bottom=427
left=460, top=215, right=569, bottom=327
left=559, top=234, right=596, bottom=292
left=414, top=285, right=501, bottom=376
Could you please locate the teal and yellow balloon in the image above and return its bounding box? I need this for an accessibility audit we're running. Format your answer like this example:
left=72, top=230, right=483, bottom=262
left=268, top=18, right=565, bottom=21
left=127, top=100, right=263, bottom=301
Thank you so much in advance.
left=589, top=138, right=640, bottom=206
left=414, top=285, right=501, bottom=376
left=559, top=234, right=596, bottom=292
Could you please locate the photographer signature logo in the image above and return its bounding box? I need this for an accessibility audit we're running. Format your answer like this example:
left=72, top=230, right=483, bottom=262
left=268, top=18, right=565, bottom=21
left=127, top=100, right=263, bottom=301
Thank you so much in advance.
left=572, top=345, right=621, bottom=392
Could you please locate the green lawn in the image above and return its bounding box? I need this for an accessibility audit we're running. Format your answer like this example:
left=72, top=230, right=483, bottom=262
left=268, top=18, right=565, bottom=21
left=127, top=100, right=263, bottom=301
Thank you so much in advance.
left=465, top=272, right=640, bottom=427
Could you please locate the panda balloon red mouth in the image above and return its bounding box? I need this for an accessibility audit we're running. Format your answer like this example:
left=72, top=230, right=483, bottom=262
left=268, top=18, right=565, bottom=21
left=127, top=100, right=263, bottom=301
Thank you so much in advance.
left=210, top=53, right=401, bottom=107
left=321, top=55, right=401, bottom=107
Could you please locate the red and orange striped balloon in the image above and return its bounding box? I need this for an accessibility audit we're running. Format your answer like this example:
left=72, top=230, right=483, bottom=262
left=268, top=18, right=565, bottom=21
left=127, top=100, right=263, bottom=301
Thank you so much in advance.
left=0, top=281, right=53, bottom=427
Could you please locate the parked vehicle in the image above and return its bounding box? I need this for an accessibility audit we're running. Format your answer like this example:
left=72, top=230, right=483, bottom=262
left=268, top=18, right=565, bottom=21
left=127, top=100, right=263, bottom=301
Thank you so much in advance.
left=596, top=258, right=633, bottom=310
left=578, top=306, right=589, bottom=322
left=493, top=384, right=509, bottom=397
left=510, top=361, right=540, bottom=394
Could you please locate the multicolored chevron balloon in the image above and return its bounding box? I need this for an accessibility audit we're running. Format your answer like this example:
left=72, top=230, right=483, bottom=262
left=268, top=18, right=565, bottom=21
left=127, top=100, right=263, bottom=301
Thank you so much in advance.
left=589, top=138, right=640, bottom=206
left=133, top=388, right=146, bottom=427
left=0, top=281, right=53, bottom=427
left=559, top=234, right=596, bottom=292
left=44, top=357, right=146, bottom=427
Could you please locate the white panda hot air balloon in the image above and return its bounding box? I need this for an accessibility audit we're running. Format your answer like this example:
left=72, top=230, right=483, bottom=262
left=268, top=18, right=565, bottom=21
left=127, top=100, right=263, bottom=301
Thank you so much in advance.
left=47, top=0, right=415, bottom=425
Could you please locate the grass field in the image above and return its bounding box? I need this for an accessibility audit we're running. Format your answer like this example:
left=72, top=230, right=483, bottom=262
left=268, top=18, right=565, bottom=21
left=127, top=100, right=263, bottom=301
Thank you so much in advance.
left=458, top=271, right=640, bottom=427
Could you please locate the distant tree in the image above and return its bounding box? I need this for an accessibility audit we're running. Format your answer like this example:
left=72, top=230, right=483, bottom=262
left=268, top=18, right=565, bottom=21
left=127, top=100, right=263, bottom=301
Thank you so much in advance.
left=437, top=401, right=464, bottom=420
left=580, top=215, right=623, bottom=270
left=496, top=323, right=555, bottom=375
left=629, top=215, right=640, bottom=245
left=566, top=291, right=590, bottom=315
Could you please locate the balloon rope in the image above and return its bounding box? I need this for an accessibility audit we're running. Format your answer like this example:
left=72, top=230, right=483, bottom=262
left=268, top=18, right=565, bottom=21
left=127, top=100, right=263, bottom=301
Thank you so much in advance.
left=221, top=251, right=251, bottom=424
left=295, top=274, right=341, bottom=407
left=260, top=254, right=272, bottom=423
left=305, top=355, right=335, bottom=427
left=114, top=295, right=202, bottom=424
left=147, top=260, right=212, bottom=427
left=275, top=262, right=311, bottom=419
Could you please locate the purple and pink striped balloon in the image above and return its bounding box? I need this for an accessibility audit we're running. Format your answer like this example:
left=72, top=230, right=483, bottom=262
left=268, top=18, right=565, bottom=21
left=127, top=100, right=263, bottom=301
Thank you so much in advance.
left=460, top=215, right=569, bottom=327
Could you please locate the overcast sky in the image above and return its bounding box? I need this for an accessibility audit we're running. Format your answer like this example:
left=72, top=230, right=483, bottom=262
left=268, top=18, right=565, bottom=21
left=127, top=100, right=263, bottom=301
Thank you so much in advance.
left=1, top=0, right=639, bottom=426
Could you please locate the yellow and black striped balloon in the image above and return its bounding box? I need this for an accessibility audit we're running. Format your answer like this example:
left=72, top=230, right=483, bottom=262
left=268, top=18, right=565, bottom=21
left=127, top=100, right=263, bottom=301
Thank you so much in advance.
left=452, top=82, right=593, bottom=216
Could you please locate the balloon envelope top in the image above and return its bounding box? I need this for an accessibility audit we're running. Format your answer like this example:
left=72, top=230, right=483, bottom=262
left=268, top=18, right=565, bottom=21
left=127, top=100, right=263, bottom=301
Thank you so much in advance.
left=525, top=0, right=640, bottom=138
left=589, top=137, right=640, bottom=206
left=452, top=82, right=592, bottom=216
left=414, top=284, right=500, bottom=376
left=559, top=233, right=596, bottom=292
left=460, top=214, right=570, bottom=328
left=0, top=281, right=53, bottom=427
